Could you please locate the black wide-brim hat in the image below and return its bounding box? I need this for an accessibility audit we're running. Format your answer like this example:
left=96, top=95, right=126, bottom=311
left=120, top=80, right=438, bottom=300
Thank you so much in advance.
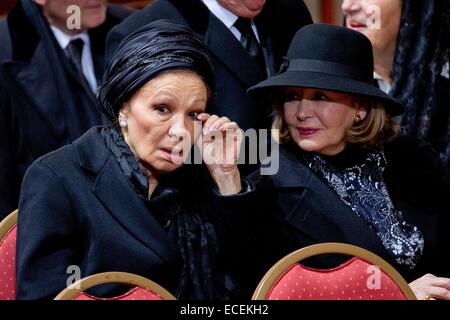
left=248, top=24, right=404, bottom=116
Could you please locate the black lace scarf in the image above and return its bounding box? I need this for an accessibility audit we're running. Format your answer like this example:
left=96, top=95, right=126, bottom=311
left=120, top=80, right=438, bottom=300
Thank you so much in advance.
left=100, top=125, right=236, bottom=299
left=299, top=144, right=424, bottom=269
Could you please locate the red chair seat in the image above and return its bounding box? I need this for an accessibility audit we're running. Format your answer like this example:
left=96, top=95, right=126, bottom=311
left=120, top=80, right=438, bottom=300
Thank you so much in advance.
left=268, top=257, right=407, bottom=300
left=253, top=243, right=416, bottom=300
left=0, top=225, right=17, bottom=300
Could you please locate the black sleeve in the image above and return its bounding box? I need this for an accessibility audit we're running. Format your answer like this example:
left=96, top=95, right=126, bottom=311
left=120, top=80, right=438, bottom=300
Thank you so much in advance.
left=207, top=171, right=281, bottom=299
left=385, top=136, right=450, bottom=278
left=16, top=161, right=79, bottom=300
left=0, top=71, right=19, bottom=219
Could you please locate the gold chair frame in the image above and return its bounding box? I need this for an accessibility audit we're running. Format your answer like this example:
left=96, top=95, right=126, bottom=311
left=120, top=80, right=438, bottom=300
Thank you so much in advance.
left=0, top=209, right=18, bottom=244
left=54, top=271, right=176, bottom=300
left=252, top=242, right=416, bottom=300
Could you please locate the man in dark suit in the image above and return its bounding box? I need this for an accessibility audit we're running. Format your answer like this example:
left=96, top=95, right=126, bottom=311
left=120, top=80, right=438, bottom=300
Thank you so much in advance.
left=106, top=0, right=313, bottom=132
left=0, top=0, right=132, bottom=219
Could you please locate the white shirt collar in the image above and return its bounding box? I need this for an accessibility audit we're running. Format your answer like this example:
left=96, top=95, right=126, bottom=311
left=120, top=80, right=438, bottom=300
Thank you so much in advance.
left=49, top=25, right=97, bottom=92
left=373, top=71, right=391, bottom=93
left=441, top=61, right=449, bottom=79
left=373, top=71, right=383, bottom=81
left=201, top=0, right=238, bottom=30
left=201, top=0, right=261, bottom=44
left=374, top=61, right=449, bottom=92
left=50, top=25, right=90, bottom=50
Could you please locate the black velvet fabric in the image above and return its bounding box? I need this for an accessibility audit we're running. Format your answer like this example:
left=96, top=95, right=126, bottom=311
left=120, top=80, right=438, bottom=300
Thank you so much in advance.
left=391, top=0, right=450, bottom=168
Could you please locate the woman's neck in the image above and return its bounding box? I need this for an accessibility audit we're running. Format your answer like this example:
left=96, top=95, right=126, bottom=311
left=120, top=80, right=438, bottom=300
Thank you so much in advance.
left=147, top=173, right=159, bottom=199
left=122, top=130, right=160, bottom=199
left=320, top=144, right=367, bottom=169
left=373, top=44, right=396, bottom=84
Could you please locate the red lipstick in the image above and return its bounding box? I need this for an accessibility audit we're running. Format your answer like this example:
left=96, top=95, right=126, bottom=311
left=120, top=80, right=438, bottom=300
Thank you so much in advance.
left=298, top=128, right=319, bottom=136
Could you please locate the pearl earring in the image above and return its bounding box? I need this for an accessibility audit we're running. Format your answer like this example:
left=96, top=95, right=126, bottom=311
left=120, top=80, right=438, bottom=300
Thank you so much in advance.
left=118, top=113, right=127, bottom=128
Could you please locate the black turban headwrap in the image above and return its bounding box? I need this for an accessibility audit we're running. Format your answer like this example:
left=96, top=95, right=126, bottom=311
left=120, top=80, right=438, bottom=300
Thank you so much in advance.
left=98, top=20, right=215, bottom=120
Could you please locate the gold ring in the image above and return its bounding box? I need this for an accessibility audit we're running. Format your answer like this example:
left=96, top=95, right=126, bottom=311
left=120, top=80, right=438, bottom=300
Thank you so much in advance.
left=422, top=295, right=434, bottom=300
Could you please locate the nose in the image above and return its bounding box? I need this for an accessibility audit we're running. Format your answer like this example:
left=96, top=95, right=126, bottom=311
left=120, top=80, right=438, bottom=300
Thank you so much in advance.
left=341, top=0, right=360, bottom=15
left=168, top=115, right=188, bottom=142
left=296, top=99, right=315, bottom=121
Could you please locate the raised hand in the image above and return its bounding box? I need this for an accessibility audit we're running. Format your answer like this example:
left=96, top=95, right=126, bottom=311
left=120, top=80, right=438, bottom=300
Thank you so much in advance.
left=196, top=113, right=243, bottom=195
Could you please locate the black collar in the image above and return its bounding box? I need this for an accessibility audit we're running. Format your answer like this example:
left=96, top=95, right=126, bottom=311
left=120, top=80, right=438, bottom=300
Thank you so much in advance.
left=73, top=126, right=111, bottom=173
left=260, top=143, right=313, bottom=187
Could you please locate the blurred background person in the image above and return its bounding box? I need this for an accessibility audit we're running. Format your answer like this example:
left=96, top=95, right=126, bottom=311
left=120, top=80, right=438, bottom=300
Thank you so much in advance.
left=0, top=0, right=131, bottom=219
left=342, top=0, right=450, bottom=171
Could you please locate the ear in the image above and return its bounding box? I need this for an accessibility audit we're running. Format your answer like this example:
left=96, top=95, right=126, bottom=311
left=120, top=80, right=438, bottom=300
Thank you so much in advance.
left=119, top=103, right=130, bottom=117
left=358, top=106, right=368, bottom=121
left=33, top=0, right=47, bottom=6
left=118, top=110, right=127, bottom=118
left=354, top=98, right=369, bottom=121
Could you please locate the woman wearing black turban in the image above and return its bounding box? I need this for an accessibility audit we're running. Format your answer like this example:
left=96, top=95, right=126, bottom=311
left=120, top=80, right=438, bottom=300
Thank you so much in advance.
left=16, top=20, right=250, bottom=300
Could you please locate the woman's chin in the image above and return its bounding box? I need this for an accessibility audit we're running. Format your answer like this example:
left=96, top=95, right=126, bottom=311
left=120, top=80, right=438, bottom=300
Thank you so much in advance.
left=144, top=161, right=180, bottom=177
left=297, top=140, right=322, bottom=153
left=160, top=160, right=184, bottom=173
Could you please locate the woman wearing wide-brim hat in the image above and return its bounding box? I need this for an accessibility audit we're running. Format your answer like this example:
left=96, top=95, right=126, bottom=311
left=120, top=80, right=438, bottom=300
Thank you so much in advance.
left=247, top=24, right=450, bottom=300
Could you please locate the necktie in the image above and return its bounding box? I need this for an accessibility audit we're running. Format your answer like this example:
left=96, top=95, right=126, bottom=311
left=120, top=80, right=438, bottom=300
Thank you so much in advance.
left=234, top=18, right=266, bottom=73
left=66, top=39, right=89, bottom=86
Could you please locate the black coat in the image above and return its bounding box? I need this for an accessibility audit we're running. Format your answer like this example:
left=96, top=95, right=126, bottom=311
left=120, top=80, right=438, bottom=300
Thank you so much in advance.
left=247, top=136, right=450, bottom=282
left=16, top=127, right=254, bottom=300
left=429, top=75, right=450, bottom=171
left=105, top=0, right=312, bottom=131
left=0, top=3, right=132, bottom=219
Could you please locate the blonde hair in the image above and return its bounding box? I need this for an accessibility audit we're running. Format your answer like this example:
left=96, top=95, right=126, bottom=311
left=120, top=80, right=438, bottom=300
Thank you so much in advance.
left=272, top=96, right=399, bottom=150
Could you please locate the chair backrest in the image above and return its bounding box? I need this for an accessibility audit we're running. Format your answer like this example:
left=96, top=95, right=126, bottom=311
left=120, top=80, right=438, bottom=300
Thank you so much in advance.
left=0, top=209, right=18, bottom=300
left=253, top=242, right=416, bottom=300
left=54, top=271, right=176, bottom=300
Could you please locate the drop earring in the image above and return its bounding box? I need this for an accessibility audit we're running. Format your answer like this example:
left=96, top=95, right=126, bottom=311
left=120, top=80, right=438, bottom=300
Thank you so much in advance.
left=118, top=113, right=127, bottom=128
left=354, top=112, right=362, bottom=124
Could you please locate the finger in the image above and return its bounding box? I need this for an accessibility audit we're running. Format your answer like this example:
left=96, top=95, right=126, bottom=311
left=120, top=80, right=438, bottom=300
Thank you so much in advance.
left=430, top=277, right=450, bottom=291
left=203, top=115, right=220, bottom=134
left=413, top=274, right=450, bottom=291
left=222, top=124, right=244, bottom=144
left=219, top=123, right=241, bottom=142
left=208, top=117, right=231, bottom=133
left=218, top=121, right=239, bottom=131
left=426, top=286, right=450, bottom=300
left=220, top=124, right=243, bottom=163
left=196, top=113, right=210, bottom=122
left=218, top=124, right=240, bottom=143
